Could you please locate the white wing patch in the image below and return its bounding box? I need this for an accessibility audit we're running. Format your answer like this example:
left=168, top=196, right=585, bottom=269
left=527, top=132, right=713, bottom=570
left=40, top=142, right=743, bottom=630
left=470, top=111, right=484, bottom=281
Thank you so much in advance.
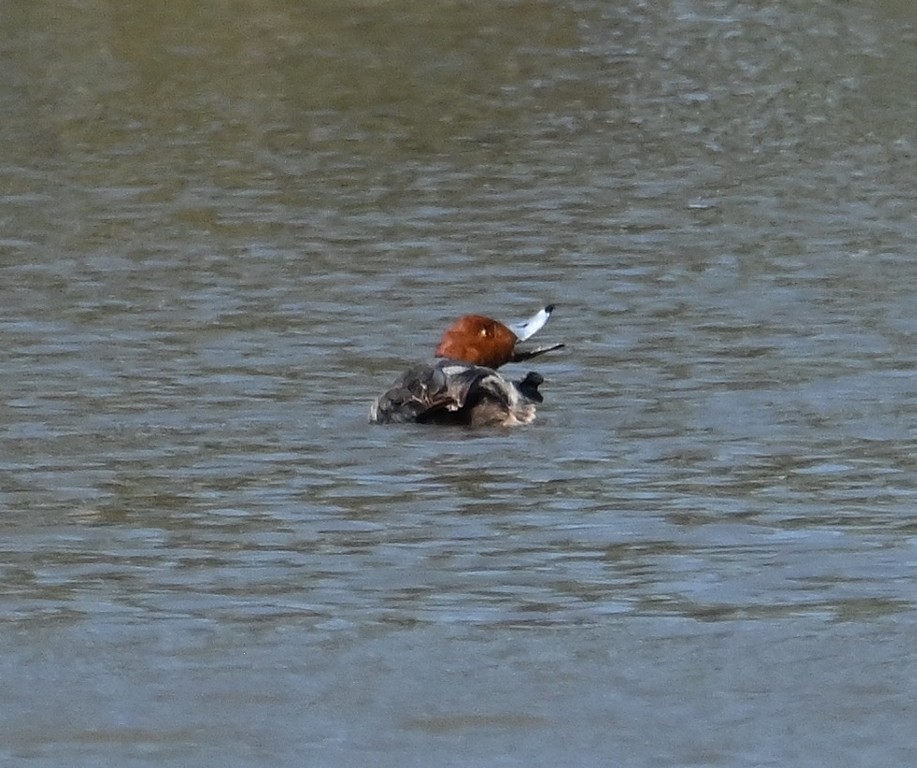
left=508, top=305, right=553, bottom=341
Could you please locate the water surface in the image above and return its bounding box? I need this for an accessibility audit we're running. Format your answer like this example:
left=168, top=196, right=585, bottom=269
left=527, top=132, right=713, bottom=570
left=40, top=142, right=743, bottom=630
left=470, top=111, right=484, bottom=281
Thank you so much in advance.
left=2, top=1, right=916, bottom=766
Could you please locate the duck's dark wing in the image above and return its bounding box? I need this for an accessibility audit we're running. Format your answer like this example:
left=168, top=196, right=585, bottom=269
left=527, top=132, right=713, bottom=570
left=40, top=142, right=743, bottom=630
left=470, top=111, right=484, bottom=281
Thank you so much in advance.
left=416, top=363, right=505, bottom=424
left=369, top=361, right=492, bottom=424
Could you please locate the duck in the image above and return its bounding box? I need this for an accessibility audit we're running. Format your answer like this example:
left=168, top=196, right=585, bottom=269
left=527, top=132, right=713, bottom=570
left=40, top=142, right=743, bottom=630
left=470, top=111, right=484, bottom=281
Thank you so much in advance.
left=369, top=305, right=564, bottom=426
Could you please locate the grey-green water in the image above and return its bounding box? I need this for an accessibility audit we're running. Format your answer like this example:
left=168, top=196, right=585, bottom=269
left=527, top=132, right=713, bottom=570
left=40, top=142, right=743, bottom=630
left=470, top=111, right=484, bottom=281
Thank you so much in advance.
left=2, top=1, right=916, bottom=766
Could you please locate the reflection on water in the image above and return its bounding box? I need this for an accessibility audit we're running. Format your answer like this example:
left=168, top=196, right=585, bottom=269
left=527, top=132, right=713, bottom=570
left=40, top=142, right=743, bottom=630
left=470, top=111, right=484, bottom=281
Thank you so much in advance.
left=2, top=0, right=917, bottom=765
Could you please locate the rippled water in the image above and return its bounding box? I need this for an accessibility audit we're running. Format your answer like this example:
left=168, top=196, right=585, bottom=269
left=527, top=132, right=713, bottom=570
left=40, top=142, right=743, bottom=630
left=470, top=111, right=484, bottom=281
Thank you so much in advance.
left=2, top=1, right=917, bottom=766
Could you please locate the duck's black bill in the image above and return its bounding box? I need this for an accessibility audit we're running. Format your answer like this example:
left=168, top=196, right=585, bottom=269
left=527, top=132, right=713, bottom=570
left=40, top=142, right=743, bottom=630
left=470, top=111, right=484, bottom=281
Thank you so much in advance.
left=510, top=342, right=565, bottom=363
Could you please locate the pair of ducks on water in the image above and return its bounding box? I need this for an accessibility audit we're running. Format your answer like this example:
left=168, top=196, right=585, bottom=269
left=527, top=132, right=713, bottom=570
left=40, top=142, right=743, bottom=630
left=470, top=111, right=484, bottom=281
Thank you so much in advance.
left=370, top=305, right=564, bottom=427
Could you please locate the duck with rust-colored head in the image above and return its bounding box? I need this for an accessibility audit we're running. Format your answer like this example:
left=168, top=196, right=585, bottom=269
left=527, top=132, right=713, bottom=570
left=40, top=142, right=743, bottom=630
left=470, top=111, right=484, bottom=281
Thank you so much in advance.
left=369, top=305, right=564, bottom=426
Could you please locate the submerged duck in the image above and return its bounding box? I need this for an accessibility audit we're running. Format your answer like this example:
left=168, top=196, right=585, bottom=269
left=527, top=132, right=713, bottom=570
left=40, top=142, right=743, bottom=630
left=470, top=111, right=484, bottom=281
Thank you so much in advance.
left=369, top=305, right=564, bottom=426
